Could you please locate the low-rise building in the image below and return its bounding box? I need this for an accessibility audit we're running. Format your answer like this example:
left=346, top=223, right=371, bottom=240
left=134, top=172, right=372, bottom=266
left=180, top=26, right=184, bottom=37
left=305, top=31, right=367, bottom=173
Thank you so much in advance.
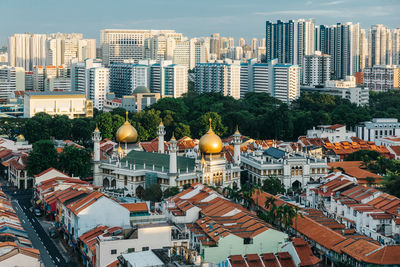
left=356, top=118, right=400, bottom=142
left=59, top=191, right=130, bottom=242
left=301, top=86, right=369, bottom=106
left=241, top=147, right=328, bottom=190
left=24, top=91, right=93, bottom=119
left=166, top=183, right=289, bottom=264
left=95, top=223, right=188, bottom=267
left=306, top=124, right=356, bottom=143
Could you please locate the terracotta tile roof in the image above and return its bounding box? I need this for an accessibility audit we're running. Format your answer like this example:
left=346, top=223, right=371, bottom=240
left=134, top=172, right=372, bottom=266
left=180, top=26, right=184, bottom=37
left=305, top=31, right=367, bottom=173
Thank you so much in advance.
left=341, top=239, right=380, bottom=261
left=260, top=253, right=280, bottom=267
left=105, top=260, right=119, bottom=267
left=363, top=246, right=400, bottom=265
left=66, top=191, right=104, bottom=215
left=292, top=238, right=321, bottom=266
left=327, top=124, right=345, bottom=130
left=229, top=255, right=246, bottom=267
left=328, top=161, right=382, bottom=181
left=120, top=202, right=148, bottom=213
left=276, top=252, right=296, bottom=267
left=389, top=146, right=400, bottom=156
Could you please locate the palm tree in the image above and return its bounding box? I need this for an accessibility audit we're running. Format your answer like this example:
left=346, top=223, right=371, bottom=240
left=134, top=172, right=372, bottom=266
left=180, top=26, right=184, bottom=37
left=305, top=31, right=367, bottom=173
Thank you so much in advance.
left=265, top=196, right=279, bottom=225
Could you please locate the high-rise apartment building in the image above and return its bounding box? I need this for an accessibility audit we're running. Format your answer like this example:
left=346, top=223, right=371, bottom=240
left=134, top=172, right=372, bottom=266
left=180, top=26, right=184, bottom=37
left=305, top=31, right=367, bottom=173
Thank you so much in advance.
left=302, top=51, right=331, bottom=86
left=100, top=29, right=179, bottom=65
left=240, top=59, right=300, bottom=104
left=70, top=58, right=103, bottom=93
left=88, top=67, right=109, bottom=110
left=265, top=19, right=315, bottom=66
left=109, top=63, right=149, bottom=97
left=273, top=63, right=300, bottom=104
left=368, top=25, right=392, bottom=67
left=194, top=60, right=241, bottom=99
left=393, top=28, right=400, bottom=65
left=318, top=22, right=361, bottom=79
left=0, top=66, right=25, bottom=103
left=364, top=65, right=400, bottom=92
left=238, top=38, right=246, bottom=47
left=164, top=65, right=188, bottom=98
left=8, top=33, right=95, bottom=71
left=360, top=28, right=368, bottom=70
left=46, top=36, right=96, bottom=66
left=8, top=34, right=47, bottom=71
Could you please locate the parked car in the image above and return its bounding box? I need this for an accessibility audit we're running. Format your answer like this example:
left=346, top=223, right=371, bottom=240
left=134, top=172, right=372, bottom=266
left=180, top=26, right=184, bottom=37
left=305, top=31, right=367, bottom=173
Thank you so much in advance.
left=34, top=209, right=41, bottom=217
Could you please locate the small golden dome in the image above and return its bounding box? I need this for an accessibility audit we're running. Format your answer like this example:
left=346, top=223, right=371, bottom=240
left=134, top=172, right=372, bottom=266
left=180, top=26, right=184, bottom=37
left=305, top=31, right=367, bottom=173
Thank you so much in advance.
left=199, top=118, right=223, bottom=154
left=117, top=143, right=124, bottom=154
left=116, top=112, right=138, bottom=143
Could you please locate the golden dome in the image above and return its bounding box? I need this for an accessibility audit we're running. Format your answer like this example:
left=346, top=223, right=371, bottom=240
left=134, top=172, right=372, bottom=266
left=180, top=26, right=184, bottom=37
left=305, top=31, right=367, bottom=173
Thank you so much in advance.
left=199, top=118, right=223, bottom=154
left=116, top=112, right=138, bottom=143
left=117, top=143, right=124, bottom=154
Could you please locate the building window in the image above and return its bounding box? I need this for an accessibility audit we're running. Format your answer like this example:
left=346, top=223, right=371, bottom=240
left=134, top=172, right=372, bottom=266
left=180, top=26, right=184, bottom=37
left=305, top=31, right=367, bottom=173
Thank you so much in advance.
left=142, top=247, right=149, bottom=251
left=111, top=249, right=117, bottom=255
left=128, top=248, right=135, bottom=253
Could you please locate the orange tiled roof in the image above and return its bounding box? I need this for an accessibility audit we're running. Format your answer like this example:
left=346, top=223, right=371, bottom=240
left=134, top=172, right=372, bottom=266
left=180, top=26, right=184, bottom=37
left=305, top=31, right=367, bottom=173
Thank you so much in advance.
left=363, top=246, right=400, bottom=265
left=292, top=237, right=321, bottom=266
left=120, top=202, right=148, bottom=213
left=66, top=191, right=104, bottom=215
left=341, top=239, right=380, bottom=261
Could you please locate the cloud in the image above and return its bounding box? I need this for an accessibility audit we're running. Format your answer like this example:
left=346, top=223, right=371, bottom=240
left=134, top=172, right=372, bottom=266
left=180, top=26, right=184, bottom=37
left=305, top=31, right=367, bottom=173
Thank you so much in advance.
left=321, top=0, right=345, bottom=6
left=305, top=0, right=313, bottom=5
left=254, top=6, right=393, bottom=18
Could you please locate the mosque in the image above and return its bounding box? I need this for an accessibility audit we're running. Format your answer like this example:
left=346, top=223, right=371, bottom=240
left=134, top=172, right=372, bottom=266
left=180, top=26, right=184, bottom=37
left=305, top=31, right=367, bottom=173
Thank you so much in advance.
left=92, top=112, right=241, bottom=197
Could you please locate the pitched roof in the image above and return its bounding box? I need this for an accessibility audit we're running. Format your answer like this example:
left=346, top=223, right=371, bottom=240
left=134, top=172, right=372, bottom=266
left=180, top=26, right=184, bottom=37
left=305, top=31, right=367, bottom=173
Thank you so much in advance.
left=363, top=246, right=400, bottom=265
left=292, top=238, right=321, bottom=266
left=120, top=202, right=148, bottom=213
left=66, top=191, right=105, bottom=215
left=341, top=239, right=380, bottom=261
left=328, top=161, right=382, bottom=182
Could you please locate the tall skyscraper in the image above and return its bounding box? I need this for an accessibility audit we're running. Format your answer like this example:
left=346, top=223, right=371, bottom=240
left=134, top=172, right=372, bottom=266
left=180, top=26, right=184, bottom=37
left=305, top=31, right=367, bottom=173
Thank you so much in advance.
left=240, top=59, right=300, bottom=104
left=265, top=19, right=315, bottom=66
left=194, top=60, right=241, bottom=99
left=318, top=22, right=361, bottom=79
left=109, top=63, right=150, bottom=97
left=8, top=34, right=47, bottom=71
left=164, top=65, right=188, bottom=98
left=251, top=38, right=259, bottom=54
left=88, top=67, right=109, bottom=110
left=71, top=58, right=103, bottom=93
left=368, top=24, right=392, bottom=67
left=100, top=29, right=179, bottom=65
left=302, top=51, right=331, bottom=86
left=393, top=28, right=400, bottom=65
left=238, top=38, right=246, bottom=47
left=360, top=28, right=368, bottom=71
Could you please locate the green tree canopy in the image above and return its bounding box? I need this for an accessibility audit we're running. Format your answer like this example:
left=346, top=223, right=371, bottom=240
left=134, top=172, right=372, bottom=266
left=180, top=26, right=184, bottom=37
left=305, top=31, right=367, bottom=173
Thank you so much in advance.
left=58, top=145, right=92, bottom=178
left=143, top=184, right=163, bottom=202
left=26, top=140, right=58, bottom=176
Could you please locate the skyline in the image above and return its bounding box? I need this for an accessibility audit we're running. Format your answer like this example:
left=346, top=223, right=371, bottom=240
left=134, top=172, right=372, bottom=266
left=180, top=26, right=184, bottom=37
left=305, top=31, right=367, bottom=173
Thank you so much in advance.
left=1, top=0, right=399, bottom=46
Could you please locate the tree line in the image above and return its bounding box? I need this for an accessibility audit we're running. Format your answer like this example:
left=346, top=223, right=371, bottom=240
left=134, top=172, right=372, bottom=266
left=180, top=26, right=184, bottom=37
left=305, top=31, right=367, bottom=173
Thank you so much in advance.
left=1, top=90, right=400, bottom=146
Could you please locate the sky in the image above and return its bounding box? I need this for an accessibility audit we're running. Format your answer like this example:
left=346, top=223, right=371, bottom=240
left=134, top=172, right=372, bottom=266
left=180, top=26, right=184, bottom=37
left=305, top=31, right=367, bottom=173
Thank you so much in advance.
left=1, top=0, right=399, bottom=46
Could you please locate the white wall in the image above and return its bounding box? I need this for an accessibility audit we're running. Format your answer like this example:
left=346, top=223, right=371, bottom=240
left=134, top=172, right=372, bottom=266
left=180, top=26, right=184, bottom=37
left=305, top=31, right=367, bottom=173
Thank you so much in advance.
left=76, top=197, right=130, bottom=238
left=35, top=169, right=70, bottom=185
left=0, top=253, right=41, bottom=267
left=96, top=225, right=176, bottom=267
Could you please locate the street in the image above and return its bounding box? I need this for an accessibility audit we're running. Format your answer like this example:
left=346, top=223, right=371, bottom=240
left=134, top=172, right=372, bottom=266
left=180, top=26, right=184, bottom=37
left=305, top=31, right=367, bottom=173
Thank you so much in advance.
left=2, top=185, right=69, bottom=267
